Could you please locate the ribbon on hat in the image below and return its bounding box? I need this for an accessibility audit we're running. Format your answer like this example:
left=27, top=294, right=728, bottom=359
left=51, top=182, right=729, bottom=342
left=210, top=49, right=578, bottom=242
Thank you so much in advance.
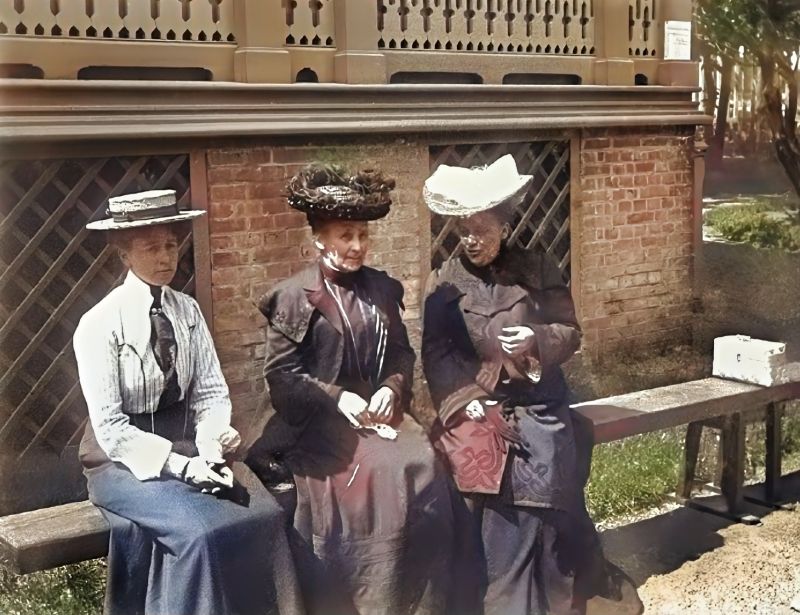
left=110, top=203, right=181, bottom=223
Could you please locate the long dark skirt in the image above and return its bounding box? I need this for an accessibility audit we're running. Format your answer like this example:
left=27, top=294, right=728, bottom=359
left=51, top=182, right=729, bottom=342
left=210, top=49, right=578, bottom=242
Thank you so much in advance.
left=85, top=461, right=303, bottom=615
left=466, top=492, right=641, bottom=615
left=80, top=405, right=303, bottom=615
left=285, top=411, right=479, bottom=615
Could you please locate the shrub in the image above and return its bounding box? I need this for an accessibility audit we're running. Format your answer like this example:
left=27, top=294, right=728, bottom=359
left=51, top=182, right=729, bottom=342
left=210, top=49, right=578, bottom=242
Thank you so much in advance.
left=705, top=205, right=800, bottom=251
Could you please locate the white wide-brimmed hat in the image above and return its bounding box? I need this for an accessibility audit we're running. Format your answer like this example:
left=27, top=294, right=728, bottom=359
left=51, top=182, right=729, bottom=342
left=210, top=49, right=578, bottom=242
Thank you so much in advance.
left=86, top=189, right=205, bottom=230
left=423, top=154, right=533, bottom=217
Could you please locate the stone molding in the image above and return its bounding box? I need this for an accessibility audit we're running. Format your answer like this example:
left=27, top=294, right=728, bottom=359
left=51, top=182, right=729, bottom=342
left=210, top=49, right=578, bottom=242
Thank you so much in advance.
left=0, top=80, right=710, bottom=143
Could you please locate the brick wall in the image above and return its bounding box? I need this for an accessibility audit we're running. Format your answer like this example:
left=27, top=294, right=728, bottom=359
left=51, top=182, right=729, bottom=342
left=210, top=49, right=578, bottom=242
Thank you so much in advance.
left=203, top=128, right=699, bottom=434
left=203, top=142, right=431, bottom=437
left=577, top=126, right=696, bottom=358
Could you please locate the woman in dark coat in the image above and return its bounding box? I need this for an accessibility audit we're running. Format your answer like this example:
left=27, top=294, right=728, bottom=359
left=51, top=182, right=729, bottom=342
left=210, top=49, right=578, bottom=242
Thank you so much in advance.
left=421, top=156, right=642, bottom=615
left=75, top=189, right=303, bottom=615
left=248, top=165, right=477, bottom=615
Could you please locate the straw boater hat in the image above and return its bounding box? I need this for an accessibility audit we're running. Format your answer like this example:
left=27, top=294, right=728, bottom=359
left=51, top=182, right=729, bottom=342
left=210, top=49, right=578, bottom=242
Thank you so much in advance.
left=423, top=154, right=533, bottom=216
left=286, top=164, right=395, bottom=221
left=86, top=189, right=205, bottom=230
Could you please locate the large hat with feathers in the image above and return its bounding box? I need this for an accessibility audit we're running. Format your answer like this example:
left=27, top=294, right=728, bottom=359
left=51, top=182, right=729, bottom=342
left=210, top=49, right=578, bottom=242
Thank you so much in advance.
left=286, top=164, right=395, bottom=221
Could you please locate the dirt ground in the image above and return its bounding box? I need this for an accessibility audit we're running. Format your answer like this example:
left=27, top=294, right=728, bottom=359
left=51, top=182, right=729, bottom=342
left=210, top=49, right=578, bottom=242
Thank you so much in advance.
left=601, top=479, right=800, bottom=614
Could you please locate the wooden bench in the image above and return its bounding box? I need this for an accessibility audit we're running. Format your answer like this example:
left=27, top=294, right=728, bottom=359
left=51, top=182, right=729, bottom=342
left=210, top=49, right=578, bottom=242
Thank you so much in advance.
left=0, top=484, right=296, bottom=575
left=571, top=376, right=800, bottom=522
left=2, top=377, right=799, bottom=575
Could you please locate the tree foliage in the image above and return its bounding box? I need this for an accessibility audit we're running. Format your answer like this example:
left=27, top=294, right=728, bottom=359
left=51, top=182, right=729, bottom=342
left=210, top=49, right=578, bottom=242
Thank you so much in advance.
left=696, top=0, right=800, bottom=198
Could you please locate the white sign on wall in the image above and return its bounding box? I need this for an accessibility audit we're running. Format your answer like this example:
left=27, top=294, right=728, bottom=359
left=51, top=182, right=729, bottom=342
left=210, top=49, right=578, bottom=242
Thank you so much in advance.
left=664, top=20, right=692, bottom=60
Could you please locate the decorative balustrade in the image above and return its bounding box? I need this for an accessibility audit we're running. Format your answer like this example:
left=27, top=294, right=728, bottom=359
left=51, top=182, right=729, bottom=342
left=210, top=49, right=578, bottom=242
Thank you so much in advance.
left=0, top=0, right=693, bottom=85
left=0, top=0, right=235, bottom=42
left=629, top=0, right=657, bottom=57
left=377, top=0, right=595, bottom=56
left=284, top=0, right=335, bottom=47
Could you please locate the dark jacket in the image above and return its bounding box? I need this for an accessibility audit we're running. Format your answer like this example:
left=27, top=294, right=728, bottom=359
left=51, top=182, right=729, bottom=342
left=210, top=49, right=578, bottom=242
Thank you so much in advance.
left=422, top=247, right=582, bottom=499
left=255, top=263, right=415, bottom=436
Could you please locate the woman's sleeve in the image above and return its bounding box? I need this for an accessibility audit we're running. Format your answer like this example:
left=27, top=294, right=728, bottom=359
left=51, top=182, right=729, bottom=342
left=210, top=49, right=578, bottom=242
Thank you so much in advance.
left=260, top=289, right=342, bottom=427
left=527, top=255, right=582, bottom=367
left=376, top=277, right=415, bottom=408
left=185, top=299, right=238, bottom=451
left=73, top=316, right=172, bottom=481
left=421, top=269, right=487, bottom=425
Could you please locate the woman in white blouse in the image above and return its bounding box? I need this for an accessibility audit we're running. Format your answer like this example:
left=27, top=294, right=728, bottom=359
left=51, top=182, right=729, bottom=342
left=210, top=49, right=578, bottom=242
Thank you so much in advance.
left=75, top=190, right=302, bottom=615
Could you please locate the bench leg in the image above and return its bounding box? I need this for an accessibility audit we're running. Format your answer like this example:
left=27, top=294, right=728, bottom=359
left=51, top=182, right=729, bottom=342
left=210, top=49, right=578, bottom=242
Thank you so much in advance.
left=678, top=422, right=703, bottom=499
left=720, top=412, right=745, bottom=514
left=765, top=402, right=783, bottom=502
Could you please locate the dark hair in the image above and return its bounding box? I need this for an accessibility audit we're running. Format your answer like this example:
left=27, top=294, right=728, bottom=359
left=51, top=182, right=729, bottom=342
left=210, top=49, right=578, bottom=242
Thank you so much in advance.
left=486, top=199, right=517, bottom=226
left=105, top=228, right=137, bottom=253
left=307, top=213, right=322, bottom=234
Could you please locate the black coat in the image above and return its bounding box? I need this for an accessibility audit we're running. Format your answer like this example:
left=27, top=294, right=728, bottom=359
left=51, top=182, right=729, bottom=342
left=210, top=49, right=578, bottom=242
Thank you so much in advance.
left=255, top=263, right=415, bottom=436
left=422, top=247, right=583, bottom=507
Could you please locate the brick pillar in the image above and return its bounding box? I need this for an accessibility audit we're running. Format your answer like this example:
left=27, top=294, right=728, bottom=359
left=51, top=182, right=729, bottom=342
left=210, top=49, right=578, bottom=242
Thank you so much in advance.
left=578, top=126, right=696, bottom=355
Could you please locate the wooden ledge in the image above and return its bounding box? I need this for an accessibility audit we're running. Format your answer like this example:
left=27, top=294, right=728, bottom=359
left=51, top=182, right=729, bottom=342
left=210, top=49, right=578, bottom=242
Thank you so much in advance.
left=0, top=79, right=711, bottom=143
left=0, top=500, right=108, bottom=575
left=572, top=377, right=800, bottom=444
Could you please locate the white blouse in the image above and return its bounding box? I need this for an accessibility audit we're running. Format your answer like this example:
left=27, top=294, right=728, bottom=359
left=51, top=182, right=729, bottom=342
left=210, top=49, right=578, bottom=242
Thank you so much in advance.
left=74, top=270, right=235, bottom=480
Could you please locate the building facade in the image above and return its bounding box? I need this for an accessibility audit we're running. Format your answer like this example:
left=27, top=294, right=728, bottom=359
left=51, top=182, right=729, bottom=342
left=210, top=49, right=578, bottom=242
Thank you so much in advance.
left=0, top=0, right=709, bottom=512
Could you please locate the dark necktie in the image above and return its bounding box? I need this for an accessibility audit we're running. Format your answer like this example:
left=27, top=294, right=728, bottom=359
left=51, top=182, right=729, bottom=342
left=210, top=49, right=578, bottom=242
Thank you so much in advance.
left=149, top=286, right=181, bottom=406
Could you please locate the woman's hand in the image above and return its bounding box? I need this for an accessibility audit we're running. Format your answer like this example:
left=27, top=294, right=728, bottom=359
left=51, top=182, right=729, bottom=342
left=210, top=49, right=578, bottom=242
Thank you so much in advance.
left=338, top=391, right=369, bottom=427
left=195, top=439, right=225, bottom=465
left=367, top=386, right=395, bottom=423
left=184, top=457, right=234, bottom=493
left=497, top=325, right=536, bottom=357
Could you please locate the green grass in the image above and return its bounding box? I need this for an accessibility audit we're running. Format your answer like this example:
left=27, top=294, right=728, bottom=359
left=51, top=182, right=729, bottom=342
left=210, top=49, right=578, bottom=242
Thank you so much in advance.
left=705, top=199, right=800, bottom=251
left=0, top=560, right=104, bottom=615
left=586, top=429, right=685, bottom=522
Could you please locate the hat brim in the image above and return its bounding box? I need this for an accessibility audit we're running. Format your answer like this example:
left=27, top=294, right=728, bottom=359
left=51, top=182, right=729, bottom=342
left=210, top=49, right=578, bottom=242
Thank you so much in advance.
left=86, top=210, right=205, bottom=231
left=424, top=176, right=532, bottom=217
left=289, top=199, right=391, bottom=222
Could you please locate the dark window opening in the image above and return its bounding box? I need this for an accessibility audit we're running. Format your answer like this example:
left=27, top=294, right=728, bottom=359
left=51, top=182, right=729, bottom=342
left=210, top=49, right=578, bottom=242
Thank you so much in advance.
left=390, top=71, right=483, bottom=84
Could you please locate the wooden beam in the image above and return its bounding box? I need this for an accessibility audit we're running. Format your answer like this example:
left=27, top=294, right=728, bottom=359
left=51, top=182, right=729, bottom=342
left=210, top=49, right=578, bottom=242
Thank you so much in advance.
left=189, top=150, right=214, bottom=330
left=765, top=402, right=783, bottom=501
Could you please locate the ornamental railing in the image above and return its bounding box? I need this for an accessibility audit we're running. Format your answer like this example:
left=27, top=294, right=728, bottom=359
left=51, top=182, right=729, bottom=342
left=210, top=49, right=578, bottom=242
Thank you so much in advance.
left=0, top=0, right=689, bottom=85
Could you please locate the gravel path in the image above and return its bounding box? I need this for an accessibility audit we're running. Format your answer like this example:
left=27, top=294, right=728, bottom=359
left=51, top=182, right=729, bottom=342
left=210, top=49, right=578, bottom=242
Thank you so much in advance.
left=637, top=507, right=800, bottom=614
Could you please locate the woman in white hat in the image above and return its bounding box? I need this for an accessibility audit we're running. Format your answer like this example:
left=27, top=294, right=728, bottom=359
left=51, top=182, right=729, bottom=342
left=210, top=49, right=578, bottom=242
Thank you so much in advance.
left=75, top=190, right=303, bottom=615
left=248, top=165, right=479, bottom=615
left=421, top=156, right=642, bottom=615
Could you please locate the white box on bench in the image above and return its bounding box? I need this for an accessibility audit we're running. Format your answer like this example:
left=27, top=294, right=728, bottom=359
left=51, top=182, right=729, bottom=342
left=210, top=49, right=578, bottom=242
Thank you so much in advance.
left=713, top=335, right=800, bottom=386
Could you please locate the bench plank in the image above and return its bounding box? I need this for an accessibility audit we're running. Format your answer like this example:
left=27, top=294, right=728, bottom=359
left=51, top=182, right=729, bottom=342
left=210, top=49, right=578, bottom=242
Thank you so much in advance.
left=571, top=377, right=800, bottom=443
left=0, top=484, right=298, bottom=575
left=0, top=500, right=109, bottom=575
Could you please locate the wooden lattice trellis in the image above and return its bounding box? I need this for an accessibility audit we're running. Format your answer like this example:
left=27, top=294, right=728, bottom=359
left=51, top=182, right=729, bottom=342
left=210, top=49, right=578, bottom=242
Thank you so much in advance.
left=429, top=141, right=571, bottom=281
left=0, top=154, right=195, bottom=460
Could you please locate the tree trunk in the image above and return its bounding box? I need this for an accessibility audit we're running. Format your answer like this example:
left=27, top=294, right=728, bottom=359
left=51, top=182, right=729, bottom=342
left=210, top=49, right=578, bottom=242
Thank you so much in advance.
left=760, top=55, right=800, bottom=200
left=701, top=47, right=718, bottom=118
left=708, top=55, right=734, bottom=170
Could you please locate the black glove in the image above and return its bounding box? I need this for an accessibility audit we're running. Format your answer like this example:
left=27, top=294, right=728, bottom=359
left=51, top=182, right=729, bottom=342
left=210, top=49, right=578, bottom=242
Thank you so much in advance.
left=485, top=405, right=528, bottom=452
